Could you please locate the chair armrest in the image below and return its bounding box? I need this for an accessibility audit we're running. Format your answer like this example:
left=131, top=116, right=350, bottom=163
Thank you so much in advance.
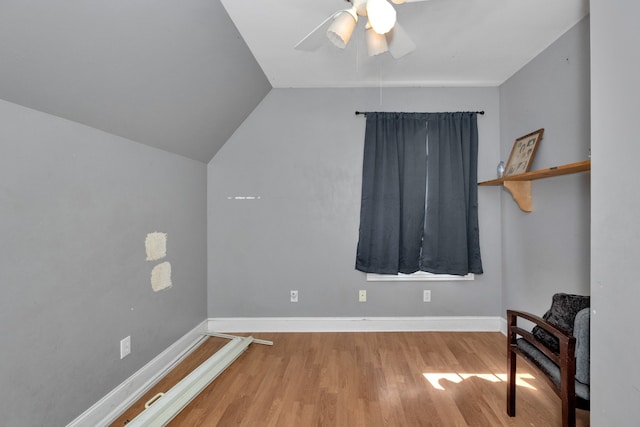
left=507, top=309, right=576, bottom=364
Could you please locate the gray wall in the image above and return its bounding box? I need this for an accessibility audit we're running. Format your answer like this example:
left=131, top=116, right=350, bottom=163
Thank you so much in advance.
left=590, top=1, right=640, bottom=423
left=0, top=99, right=207, bottom=426
left=208, top=87, right=503, bottom=318
left=499, top=17, right=591, bottom=316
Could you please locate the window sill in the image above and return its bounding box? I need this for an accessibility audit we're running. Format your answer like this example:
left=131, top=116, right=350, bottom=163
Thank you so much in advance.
left=366, top=272, right=475, bottom=282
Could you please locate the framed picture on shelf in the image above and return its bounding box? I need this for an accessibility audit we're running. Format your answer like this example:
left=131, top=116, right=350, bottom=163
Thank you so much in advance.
left=504, top=128, right=544, bottom=176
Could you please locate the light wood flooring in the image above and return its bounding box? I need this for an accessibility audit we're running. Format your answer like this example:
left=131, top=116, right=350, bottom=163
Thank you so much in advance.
left=111, top=332, right=589, bottom=426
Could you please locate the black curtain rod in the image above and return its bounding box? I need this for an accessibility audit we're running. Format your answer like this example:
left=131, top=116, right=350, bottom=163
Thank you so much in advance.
left=355, top=110, right=485, bottom=116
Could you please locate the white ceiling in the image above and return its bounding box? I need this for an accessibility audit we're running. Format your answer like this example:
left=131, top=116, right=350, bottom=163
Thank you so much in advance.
left=222, top=0, right=589, bottom=88
left=0, top=1, right=588, bottom=162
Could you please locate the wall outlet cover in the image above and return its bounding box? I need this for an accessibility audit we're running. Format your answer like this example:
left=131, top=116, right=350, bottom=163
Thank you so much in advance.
left=359, top=290, right=367, bottom=302
left=423, top=290, right=431, bottom=302
left=120, top=336, right=131, bottom=359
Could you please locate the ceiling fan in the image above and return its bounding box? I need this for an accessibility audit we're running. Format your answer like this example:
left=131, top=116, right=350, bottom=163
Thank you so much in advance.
left=294, top=0, right=430, bottom=59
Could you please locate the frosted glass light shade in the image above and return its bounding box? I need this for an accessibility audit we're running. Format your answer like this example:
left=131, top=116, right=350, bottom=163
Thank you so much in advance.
left=326, top=9, right=358, bottom=48
left=366, top=0, right=397, bottom=34
left=365, top=26, right=389, bottom=56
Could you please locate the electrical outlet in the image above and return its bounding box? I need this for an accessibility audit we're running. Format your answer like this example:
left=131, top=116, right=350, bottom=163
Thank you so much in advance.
left=423, top=290, right=431, bottom=302
left=290, top=290, right=298, bottom=303
left=359, top=290, right=367, bottom=302
left=120, top=336, right=131, bottom=359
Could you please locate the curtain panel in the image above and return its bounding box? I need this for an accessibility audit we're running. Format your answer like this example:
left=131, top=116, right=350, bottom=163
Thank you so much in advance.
left=355, top=112, right=483, bottom=276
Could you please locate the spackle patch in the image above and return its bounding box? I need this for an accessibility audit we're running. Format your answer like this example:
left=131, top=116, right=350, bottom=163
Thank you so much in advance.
left=151, top=262, right=172, bottom=292
left=145, top=232, right=167, bottom=261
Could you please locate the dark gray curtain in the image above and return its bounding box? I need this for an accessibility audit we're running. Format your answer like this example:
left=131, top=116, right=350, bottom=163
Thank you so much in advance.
left=421, top=112, right=483, bottom=275
left=355, top=111, right=483, bottom=275
left=355, top=113, right=428, bottom=274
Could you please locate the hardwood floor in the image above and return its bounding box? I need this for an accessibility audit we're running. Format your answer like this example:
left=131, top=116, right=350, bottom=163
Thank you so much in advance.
left=111, top=332, right=589, bottom=427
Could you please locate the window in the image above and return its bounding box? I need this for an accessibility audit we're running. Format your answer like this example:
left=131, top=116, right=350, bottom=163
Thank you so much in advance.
left=355, top=112, right=483, bottom=276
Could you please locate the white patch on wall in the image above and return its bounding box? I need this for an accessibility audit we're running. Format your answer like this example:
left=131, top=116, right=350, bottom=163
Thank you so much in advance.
left=145, top=232, right=167, bottom=261
left=226, top=195, right=261, bottom=200
left=151, top=262, right=172, bottom=292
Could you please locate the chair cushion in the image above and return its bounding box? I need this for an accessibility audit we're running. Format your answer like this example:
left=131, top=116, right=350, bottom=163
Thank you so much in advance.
left=532, top=293, right=590, bottom=353
left=516, top=338, right=590, bottom=401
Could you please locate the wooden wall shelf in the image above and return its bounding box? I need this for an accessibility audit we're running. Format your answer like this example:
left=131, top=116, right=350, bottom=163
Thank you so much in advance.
left=478, top=160, right=590, bottom=212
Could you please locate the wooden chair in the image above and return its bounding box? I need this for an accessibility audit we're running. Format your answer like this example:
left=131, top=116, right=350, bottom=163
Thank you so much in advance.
left=507, top=295, right=590, bottom=427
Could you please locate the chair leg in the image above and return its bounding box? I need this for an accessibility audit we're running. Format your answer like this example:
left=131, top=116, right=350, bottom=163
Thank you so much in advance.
left=560, top=375, right=577, bottom=427
left=560, top=347, right=577, bottom=427
left=561, top=393, right=576, bottom=427
left=507, top=348, right=516, bottom=417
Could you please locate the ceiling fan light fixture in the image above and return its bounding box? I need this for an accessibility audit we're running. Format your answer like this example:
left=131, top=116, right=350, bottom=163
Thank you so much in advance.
left=366, top=0, right=397, bottom=34
left=326, top=7, right=358, bottom=49
left=365, top=25, right=389, bottom=56
left=353, top=0, right=369, bottom=17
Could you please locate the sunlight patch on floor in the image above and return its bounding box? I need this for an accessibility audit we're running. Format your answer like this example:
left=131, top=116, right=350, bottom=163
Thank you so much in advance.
left=422, top=372, right=537, bottom=390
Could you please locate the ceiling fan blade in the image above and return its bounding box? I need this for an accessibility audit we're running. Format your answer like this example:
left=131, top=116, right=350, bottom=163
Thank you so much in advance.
left=387, top=22, right=416, bottom=59
left=294, top=13, right=336, bottom=51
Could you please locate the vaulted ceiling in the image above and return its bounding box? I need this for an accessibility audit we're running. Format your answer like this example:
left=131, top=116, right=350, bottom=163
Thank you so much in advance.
left=0, top=0, right=271, bottom=163
left=222, top=0, right=589, bottom=88
left=0, top=0, right=588, bottom=163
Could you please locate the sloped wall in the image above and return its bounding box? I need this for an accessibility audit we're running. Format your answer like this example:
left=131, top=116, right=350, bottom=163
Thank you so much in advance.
left=0, top=99, right=207, bottom=426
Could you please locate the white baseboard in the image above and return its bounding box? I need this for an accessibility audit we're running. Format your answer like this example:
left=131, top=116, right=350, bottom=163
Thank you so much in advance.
left=499, top=317, right=508, bottom=336
left=68, top=316, right=504, bottom=427
left=207, top=316, right=503, bottom=333
left=66, top=320, right=208, bottom=427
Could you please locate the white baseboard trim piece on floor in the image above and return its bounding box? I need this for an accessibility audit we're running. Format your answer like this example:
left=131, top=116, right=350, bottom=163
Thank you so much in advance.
left=207, top=316, right=503, bottom=333
left=126, top=335, right=268, bottom=427
left=66, top=320, right=209, bottom=427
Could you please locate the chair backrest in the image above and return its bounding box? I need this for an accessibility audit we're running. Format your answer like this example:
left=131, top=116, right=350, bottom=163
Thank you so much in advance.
left=532, top=293, right=590, bottom=354
left=573, top=307, right=590, bottom=385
